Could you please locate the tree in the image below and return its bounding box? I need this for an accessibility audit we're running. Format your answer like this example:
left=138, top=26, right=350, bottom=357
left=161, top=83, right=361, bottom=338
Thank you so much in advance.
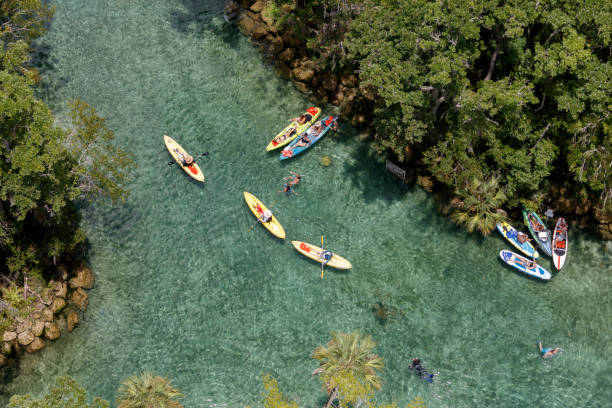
left=261, top=374, right=299, bottom=408
left=450, top=176, right=507, bottom=235
left=0, top=0, right=55, bottom=44
left=117, top=372, right=183, bottom=408
left=311, top=331, right=383, bottom=408
left=8, top=375, right=109, bottom=408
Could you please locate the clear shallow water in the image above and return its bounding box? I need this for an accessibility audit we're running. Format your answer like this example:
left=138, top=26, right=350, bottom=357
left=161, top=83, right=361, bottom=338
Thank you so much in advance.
left=2, top=1, right=611, bottom=407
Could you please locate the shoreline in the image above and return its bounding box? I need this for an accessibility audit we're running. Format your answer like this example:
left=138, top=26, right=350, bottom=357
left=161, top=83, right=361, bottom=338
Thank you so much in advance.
left=230, top=0, right=612, bottom=240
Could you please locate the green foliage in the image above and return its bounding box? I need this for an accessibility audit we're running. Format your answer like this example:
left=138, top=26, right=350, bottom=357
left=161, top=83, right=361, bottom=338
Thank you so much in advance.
left=345, top=0, right=612, bottom=210
left=8, top=375, right=109, bottom=408
left=117, top=372, right=183, bottom=408
left=0, top=0, right=55, bottom=44
left=450, top=176, right=507, bottom=235
left=262, top=374, right=299, bottom=408
left=312, top=331, right=384, bottom=407
left=406, top=397, right=427, bottom=408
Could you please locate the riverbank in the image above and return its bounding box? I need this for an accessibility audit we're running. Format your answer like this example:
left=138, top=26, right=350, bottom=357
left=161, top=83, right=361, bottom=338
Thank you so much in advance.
left=231, top=0, right=612, bottom=239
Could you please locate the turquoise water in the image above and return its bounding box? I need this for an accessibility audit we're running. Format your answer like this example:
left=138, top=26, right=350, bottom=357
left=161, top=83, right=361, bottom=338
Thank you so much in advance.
left=2, top=1, right=611, bottom=407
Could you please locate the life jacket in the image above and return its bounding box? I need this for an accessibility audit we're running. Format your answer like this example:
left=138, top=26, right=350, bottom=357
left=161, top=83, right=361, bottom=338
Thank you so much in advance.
left=300, top=242, right=310, bottom=252
left=307, top=107, right=318, bottom=116
left=325, top=116, right=334, bottom=126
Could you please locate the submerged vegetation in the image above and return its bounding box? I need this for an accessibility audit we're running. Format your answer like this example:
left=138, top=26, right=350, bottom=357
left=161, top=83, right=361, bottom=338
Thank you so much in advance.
left=263, top=0, right=611, bottom=235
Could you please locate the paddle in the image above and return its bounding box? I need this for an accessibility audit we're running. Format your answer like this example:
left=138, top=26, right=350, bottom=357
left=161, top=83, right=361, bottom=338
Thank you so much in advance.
left=168, top=152, right=209, bottom=165
left=320, top=235, right=325, bottom=279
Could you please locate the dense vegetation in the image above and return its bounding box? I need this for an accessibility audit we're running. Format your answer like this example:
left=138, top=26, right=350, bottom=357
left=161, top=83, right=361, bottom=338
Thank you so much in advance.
left=0, top=2, right=133, bottom=333
left=269, top=0, right=611, bottom=234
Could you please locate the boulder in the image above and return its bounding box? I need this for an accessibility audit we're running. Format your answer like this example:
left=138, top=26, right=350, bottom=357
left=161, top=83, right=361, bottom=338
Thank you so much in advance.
left=280, top=3, right=293, bottom=14
left=279, top=47, right=295, bottom=62
left=17, top=331, right=34, bottom=346
left=596, top=223, right=612, bottom=240
left=69, top=265, right=95, bottom=289
left=57, top=264, right=69, bottom=281
left=2, top=331, right=17, bottom=342
left=556, top=197, right=573, bottom=213
left=56, top=314, right=67, bottom=332
left=2, top=341, right=12, bottom=354
left=314, top=88, right=329, bottom=105
left=322, top=73, right=338, bottom=92
left=31, top=320, right=45, bottom=337
left=250, top=0, right=266, bottom=12
left=44, top=322, right=60, bottom=340
left=351, top=114, right=368, bottom=128
left=417, top=175, right=435, bottom=192
left=245, top=10, right=262, bottom=22
left=341, top=72, right=359, bottom=87
left=52, top=280, right=68, bottom=298
left=293, top=80, right=311, bottom=94
left=223, top=2, right=240, bottom=21
left=274, top=60, right=291, bottom=78
left=593, top=205, right=612, bottom=224
left=280, top=29, right=300, bottom=49
left=238, top=14, right=268, bottom=39
left=26, top=337, right=45, bottom=353
left=260, top=12, right=276, bottom=29
left=41, top=308, right=54, bottom=322
left=360, top=85, right=377, bottom=102
left=66, top=310, right=79, bottom=332
left=291, top=66, right=314, bottom=83
left=51, top=297, right=66, bottom=314
left=0, top=355, right=5, bottom=366
left=70, top=288, right=89, bottom=312
left=575, top=199, right=591, bottom=215
left=269, top=35, right=284, bottom=54
left=16, top=319, right=32, bottom=334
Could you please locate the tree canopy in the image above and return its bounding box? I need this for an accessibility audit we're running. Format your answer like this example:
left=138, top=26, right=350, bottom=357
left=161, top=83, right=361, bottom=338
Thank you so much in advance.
left=8, top=375, right=109, bottom=408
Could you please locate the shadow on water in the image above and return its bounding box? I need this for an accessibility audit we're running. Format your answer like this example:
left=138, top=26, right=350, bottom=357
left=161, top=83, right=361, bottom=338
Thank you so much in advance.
left=170, top=0, right=243, bottom=47
left=28, top=39, right=69, bottom=107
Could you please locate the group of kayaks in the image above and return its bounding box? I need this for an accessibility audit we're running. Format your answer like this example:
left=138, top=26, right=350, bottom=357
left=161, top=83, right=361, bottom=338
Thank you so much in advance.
left=265, top=106, right=338, bottom=160
left=497, top=208, right=568, bottom=281
left=163, top=108, right=351, bottom=275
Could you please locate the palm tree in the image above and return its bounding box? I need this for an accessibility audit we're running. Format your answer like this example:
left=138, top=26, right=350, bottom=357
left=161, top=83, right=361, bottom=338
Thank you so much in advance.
left=450, top=176, right=507, bottom=235
left=311, top=331, right=383, bottom=408
left=117, top=372, right=183, bottom=408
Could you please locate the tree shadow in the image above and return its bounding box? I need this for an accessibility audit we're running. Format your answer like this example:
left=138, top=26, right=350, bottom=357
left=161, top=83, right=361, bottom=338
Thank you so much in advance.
left=341, top=139, right=414, bottom=205
left=27, top=39, right=69, bottom=108
left=169, top=0, right=243, bottom=48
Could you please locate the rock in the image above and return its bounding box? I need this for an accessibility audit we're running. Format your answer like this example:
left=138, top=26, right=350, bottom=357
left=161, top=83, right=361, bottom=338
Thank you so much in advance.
left=417, top=175, right=435, bottom=192
left=556, top=197, right=573, bottom=213
left=44, top=322, right=60, bottom=340
left=250, top=0, right=266, bottom=12
left=26, top=337, right=45, bottom=353
left=66, top=310, right=79, bottom=332
left=291, top=66, right=314, bottom=83
left=16, top=319, right=32, bottom=334
left=352, top=114, right=367, bottom=128
left=69, top=265, right=94, bottom=289
left=260, top=12, right=275, bottom=28
left=596, top=223, right=612, bottom=240
left=280, top=3, right=293, bottom=14
left=314, top=88, right=329, bottom=104
left=223, top=2, right=240, bottom=21
left=70, top=288, right=89, bottom=312
left=278, top=47, right=294, bottom=62
left=269, top=35, right=284, bottom=54
left=17, top=331, right=34, bottom=346
left=52, top=280, right=68, bottom=298
left=56, top=315, right=67, bottom=332
left=575, top=199, right=590, bottom=215
left=341, top=72, right=359, bottom=87
left=293, top=80, right=311, bottom=94
left=238, top=14, right=268, bottom=39
left=322, top=73, right=338, bottom=92
left=245, top=10, right=262, bottom=22
left=2, top=342, right=12, bottom=354
left=0, top=355, right=5, bottom=366
left=41, top=308, right=54, bottom=322
left=51, top=297, right=66, bottom=314
left=2, top=331, right=17, bottom=342
left=274, top=60, right=291, bottom=78
left=280, top=29, right=300, bottom=48
left=31, top=320, right=45, bottom=337
left=593, top=204, right=612, bottom=224
left=360, top=85, right=377, bottom=102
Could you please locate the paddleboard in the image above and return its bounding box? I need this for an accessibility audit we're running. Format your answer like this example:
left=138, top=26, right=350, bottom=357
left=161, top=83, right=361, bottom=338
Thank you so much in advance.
left=266, top=107, right=321, bottom=151
left=163, top=135, right=205, bottom=182
left=496, top=222, right=539, bottom=258
left=291, top=240, right=352, bottom=270
left=499, top=250, right=551, bottom=280
left=243, top=192, right=286, bottom=239
left=552, top=217, right=568, bottom=270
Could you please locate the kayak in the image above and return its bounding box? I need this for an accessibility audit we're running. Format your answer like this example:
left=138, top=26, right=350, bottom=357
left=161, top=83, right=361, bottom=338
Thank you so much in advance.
left=496, top=222, right=539, bottom=258
left=499, top=250, right=551, bottom=280
left=243, top=192, right=285, bottom=239
left=291, top=240, right=352, bottom=270
left=163, top=135, right=205, bottom=182
left=522, top=208, right=552, bottom=257
left=266, top=107, right=321, bottom=151
left=279, top=116, right=338, bottom=160
left=552, top=217, right=568, bottom=270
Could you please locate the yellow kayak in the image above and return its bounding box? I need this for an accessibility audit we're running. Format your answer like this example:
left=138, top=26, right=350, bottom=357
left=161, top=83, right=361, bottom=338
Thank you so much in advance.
left=243, top=192, right=286, bottom=239
left=291, top=241, right=352, bottom=270
left=164, top=135, right=204, bottom=182
left=266, top=107, right=321, bottom=151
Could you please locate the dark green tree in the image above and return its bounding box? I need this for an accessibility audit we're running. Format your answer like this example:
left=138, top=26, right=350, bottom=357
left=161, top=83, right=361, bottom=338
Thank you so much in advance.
left=8, top=375, right=109, bottom=408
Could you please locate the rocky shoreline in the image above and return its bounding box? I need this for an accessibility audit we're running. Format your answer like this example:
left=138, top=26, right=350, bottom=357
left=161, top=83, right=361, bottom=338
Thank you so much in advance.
left=230, top=0, right=612, bottom=239
left=0, top=263, right=93, bottom=367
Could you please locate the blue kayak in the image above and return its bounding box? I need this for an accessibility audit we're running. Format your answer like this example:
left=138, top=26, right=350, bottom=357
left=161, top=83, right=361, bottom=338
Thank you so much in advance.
left=279, top=116, right=337, bottom=160
left=499, top=250, right=551, bottom=280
